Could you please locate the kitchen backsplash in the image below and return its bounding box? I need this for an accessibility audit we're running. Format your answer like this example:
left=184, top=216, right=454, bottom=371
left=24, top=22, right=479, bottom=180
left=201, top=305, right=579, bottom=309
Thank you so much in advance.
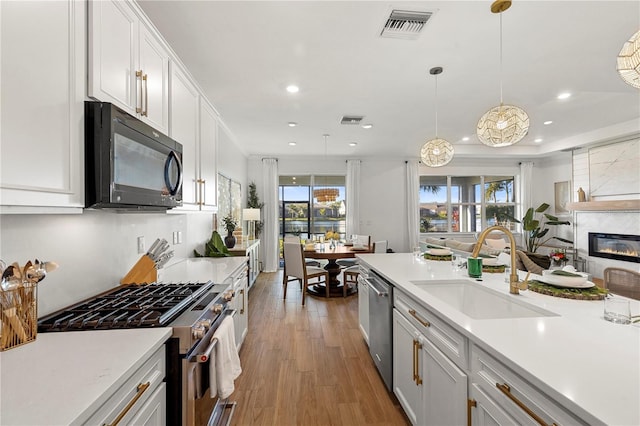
left=0, top=211, right=214, bottom=316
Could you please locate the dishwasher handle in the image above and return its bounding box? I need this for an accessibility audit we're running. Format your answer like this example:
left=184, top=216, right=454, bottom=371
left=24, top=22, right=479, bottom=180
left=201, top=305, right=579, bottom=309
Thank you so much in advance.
left=367, top=278, right=389, bottom=297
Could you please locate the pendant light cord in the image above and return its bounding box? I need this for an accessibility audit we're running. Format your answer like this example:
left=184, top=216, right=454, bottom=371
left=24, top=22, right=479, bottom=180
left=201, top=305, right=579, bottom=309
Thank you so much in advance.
left=435, top=74, right=439, bottom=137
left=499, top=11, right=504, bottom=105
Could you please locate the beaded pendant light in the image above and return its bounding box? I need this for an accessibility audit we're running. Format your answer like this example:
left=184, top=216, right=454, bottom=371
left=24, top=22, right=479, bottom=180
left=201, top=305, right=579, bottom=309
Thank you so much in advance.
left=476, top=0, right=529, bottom=147
left=421, top=67, right=454, bottom=167
left=617, top=29, right=640, bottom=89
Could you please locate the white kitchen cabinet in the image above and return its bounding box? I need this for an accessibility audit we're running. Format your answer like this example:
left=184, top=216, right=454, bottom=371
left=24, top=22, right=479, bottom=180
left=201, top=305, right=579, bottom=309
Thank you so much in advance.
left=229, top=263, right=249, bottom=350
left=469, top=344, right=585, bottom=426
left=469, top=384, right=516, bottom=426
left=393, top=289, right=468, bottom=426
left=357, top=264, right=370, bottom=344
left=198, top=98, right=219, bottom=210
left=0, top=0, right=85, bottom=213
left=246, top=240, right=261, bottom=289
left=170, top=61, right=218, bottom=211
left=85, top=345, right=167, bottom=425
left=88, top=0, right=169, bottom=133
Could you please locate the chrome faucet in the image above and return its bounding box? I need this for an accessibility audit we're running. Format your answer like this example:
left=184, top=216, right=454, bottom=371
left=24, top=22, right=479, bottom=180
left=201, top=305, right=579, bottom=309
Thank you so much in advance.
left=471, top=225, right=525, bottom=295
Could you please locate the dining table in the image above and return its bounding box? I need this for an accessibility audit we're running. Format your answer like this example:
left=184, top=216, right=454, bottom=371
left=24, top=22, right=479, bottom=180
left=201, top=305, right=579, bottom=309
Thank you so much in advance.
left=303, top=242, right=372, bottom=297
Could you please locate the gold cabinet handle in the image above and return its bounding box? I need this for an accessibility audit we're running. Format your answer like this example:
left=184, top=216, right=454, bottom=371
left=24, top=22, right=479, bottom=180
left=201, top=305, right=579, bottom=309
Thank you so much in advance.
left=496, top=383, right=558, bottom=426
left=105, top=381, right=150, bottom=426
left=201, top=179, right=206, bottom=205
left=240, top=288, right=245, bottom=314
left=142, top=73, right=148, bottom=116
left=196, top=179, right=204, bottom=205
left=135, top=70, right=143, bottom=113
left=467, top=399, right=477, bottom=426
left=413, top=339, right=423, bottom=385
left=409, top=309, right=430, bottom=327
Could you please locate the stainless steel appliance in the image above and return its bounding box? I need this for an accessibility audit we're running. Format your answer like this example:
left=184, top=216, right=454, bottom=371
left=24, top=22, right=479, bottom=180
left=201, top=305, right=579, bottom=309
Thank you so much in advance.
left=85, top=101, right=183, bottom=211
left=366, top=270, right=393, bottom=391
left=38, top=280, right=237, bottom=425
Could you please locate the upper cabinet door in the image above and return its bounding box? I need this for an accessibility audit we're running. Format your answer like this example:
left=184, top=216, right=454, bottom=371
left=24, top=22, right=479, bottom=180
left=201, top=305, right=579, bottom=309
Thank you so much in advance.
left=139, top=25, right=169, bottom=133
left=199, top=99, right=218, bottom=210
left=88, top=0, right=137, bottom=110
left=170, top=62, right=200, bottom=209
left=88, top=0, right=169, bottom=133
left=0, top=0, right=85, bottom=212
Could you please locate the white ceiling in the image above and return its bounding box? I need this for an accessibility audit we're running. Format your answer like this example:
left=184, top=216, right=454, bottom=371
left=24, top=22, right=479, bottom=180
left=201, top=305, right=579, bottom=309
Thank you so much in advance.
left=138, top=1, right=640, bottom=160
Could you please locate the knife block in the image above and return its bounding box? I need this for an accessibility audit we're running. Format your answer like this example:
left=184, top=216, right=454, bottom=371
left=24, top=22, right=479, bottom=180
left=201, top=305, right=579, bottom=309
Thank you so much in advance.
left=121, top=255, right=157, bottom=285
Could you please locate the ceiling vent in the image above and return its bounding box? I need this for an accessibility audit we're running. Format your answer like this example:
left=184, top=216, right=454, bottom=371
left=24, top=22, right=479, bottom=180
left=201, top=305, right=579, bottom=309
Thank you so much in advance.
left=380, top=10, right=433, bottom=40
left=340, top=115, right=364, bottom=125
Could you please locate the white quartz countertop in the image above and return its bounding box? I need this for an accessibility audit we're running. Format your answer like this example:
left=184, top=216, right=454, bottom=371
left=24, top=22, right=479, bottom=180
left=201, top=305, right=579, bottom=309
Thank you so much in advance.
left=158, top=257, right=247, bottom=284
left=357, top=253, right=640, bottom=426
left=0, top=327, right=171, bottom=425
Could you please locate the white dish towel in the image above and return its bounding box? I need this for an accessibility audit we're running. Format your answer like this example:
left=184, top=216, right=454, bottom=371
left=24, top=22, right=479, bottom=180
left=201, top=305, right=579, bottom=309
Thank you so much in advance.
left=209, top=316, right=242, bottom=398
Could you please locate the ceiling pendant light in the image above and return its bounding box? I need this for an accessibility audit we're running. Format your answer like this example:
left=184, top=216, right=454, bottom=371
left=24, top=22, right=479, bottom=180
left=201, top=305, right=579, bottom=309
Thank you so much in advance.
left=421, top=67, right=454, bottom=167
left=617, top=29, right=640, bottom=89
left=476, top=0, right=529, bottom=147
left=313, top=134, right=339, bottom=203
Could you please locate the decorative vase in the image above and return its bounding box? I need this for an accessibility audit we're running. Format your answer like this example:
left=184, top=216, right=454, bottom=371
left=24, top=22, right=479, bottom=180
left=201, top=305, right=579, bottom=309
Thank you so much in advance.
left=224, top=232, right=236, bottom=249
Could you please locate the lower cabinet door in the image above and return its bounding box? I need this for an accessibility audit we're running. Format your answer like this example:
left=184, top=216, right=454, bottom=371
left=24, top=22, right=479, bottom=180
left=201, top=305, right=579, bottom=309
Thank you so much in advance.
left=421, top=337, right=468, bottom=426
left=126, top=383, right=166, bottom=426
left=470, top=383, right=517, bottom=426
left=358, top=277, right=369, bottom=344
left=392, top=309, right=421, bottom=425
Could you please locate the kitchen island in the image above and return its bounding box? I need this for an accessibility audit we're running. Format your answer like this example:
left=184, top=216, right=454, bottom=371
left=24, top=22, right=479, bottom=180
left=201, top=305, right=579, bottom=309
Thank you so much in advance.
left=0, top=327, right=171, bottom=425
left=356, top=253, right=639, bottom=426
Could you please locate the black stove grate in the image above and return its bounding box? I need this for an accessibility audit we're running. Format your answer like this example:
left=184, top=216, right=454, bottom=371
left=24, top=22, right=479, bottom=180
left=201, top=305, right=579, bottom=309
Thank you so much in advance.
left=38, top=282, right=213, bottom=332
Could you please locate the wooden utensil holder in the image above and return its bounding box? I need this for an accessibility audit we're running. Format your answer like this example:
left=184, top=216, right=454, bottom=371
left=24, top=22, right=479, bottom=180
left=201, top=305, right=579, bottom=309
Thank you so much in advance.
left=1, top=283, right=37, bottom=351
left=120, top=255, right=157, bottom=285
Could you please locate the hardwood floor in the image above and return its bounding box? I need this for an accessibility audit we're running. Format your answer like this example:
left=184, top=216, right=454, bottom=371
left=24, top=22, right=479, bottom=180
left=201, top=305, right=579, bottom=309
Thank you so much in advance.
left=230, top=271, right=409, bottom=426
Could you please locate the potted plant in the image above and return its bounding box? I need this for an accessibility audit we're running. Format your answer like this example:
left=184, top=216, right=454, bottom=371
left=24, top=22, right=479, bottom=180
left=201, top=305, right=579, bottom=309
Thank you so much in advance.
left=247, top=182, right=264, bottom=237
left=507, top=203, right=572, bottom=253
left=222, top=214, right=237, bottom=248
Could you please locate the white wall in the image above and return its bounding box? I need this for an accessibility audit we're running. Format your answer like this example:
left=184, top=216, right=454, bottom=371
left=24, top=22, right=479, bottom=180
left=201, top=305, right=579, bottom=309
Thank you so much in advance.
left=0, top=211, right=213, bottom=316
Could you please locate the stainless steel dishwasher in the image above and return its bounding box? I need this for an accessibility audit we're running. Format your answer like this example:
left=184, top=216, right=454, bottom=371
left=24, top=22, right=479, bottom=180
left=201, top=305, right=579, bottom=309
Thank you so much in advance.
left=366, top=270, right=393, bottom=391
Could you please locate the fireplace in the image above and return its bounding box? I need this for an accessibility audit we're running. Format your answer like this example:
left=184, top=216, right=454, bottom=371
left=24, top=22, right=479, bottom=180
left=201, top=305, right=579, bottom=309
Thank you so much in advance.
left=588, top=232, right=640, bottom=263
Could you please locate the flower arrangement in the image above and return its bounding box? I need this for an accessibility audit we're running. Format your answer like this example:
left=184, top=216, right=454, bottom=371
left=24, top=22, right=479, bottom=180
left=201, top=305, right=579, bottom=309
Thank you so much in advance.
left=325, top=230, right=339, bottom=240
left=549, top=249, right=567, bottom=267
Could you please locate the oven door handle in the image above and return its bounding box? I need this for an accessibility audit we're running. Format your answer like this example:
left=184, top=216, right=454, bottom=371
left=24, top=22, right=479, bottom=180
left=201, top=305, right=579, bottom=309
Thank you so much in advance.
left=188, top=309, right=237, bottom=363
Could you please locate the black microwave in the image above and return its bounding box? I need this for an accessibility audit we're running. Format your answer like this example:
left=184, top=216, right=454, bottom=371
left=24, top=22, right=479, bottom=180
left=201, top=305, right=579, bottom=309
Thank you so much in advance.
left=85, top=101, right=183, bottom=210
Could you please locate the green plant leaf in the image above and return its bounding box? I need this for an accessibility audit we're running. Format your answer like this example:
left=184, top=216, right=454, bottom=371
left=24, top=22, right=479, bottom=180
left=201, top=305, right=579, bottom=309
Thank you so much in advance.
left=535, top=203, right=550, bottom=213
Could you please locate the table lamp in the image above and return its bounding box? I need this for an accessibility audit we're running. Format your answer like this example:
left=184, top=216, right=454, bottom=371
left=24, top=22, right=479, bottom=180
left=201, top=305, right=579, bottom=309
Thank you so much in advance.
left=243, top=208, right=261, bottom=240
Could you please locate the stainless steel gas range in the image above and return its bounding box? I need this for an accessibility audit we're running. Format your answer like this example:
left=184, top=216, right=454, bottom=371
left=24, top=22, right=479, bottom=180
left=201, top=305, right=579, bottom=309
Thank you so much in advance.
left=38, top=279, right=238, bottom=426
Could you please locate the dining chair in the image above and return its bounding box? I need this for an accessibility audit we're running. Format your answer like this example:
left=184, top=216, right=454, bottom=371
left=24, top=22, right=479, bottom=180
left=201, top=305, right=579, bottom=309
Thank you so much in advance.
left=603, top=267, right=640, bottom=300
left=343, top=240, right=387, bottom=296
left=283, top=241, right=329, bottom=304
left=337, top=235, right=371, bottom=268
left=282, top=235, right=321, bottom=288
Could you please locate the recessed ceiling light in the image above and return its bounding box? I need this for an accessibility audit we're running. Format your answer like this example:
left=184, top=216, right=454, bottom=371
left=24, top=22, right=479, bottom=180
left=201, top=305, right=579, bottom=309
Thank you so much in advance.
left=557, top=92, right=571, bottom=100
left=288, top=141, right=297, bottom=146
left=292, top=176, right=296, bottom=180
left=288, top=122, right=297, bottom=127
left=544, top=120, right=553, bottom=125
left=361, top=124, right=373, bottom=129
left=286, top=85, right=299, bottom=93
left=349, top=142, right=357, bottom=147
left=534, top=138, right=543, bottom=143
left=462, top=136, right=470, bottom=142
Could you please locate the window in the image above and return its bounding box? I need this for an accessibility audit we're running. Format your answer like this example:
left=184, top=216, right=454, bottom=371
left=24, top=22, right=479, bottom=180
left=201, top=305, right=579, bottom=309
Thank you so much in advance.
left=420, top=175, right=516, bottom=233
left=279, top=175, right=346, bottom=240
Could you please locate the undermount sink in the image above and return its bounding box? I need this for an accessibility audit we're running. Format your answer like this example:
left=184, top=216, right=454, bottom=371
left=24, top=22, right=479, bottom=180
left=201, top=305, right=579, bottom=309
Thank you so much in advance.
left=410, top=280, right=558, bottom=320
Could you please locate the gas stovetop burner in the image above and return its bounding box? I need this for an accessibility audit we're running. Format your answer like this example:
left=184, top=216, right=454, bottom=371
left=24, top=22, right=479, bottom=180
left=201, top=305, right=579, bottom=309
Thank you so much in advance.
left=38, top=281, right=214, bottom=332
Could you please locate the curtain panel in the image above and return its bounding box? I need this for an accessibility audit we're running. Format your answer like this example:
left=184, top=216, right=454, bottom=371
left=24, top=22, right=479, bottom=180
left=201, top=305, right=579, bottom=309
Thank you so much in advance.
left=406, top=160, right=420, bottom=251
left=345, top=159, right=361, bottom=237
left=262, top=158, right=279, bottom=272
